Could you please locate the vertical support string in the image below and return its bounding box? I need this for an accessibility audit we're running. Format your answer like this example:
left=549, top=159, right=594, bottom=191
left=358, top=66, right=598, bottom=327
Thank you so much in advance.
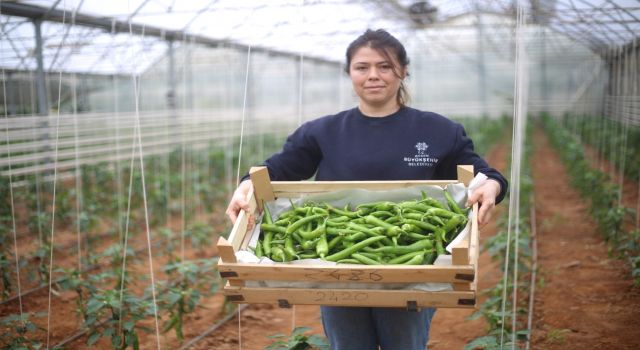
left=72, top=73, right=83, bottom=272
left=501, top=2, right=528, bottom=348
left=234, top=44, right=253, bottom=350
left=180, top=36, right=187, bottom=262
left=46, top=3, right=67, bottom=347
left=235, top=46, right=252, bottom=187
left=1, top=16, right=24, bottom=319
left=129, top=19, right=162, bottom=349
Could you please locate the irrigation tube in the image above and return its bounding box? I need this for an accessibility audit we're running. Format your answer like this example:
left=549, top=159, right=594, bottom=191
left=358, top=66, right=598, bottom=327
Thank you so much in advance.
left=178, top=304, right=250, bottom=350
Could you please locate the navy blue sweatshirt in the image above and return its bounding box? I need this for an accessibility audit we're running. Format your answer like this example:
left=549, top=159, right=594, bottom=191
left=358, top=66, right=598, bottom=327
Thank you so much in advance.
left=254, top=107, right=507, bottom=204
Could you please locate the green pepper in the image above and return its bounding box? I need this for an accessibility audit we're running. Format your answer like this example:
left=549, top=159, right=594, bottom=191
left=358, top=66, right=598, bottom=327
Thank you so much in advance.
left=444, top=190, right=463, bottom=215
left=442, top=214, right=466, bottom=240
left=270, top=246, right=287, bottom=262
left=363, top=215, right=403, bottom=236
left=284, top=236, right=297, bottom=259
left=369, top=210, right=395, bottom=219
left=299, top=252, right=319, bottom=259
left=285, top=214, right=326, bottom=235
left=368, top=238, right=433, bottom=255
left=260, top=223, right=287, bottom=234
left=326, top=227, right=360, bottom=236
left=351, top=253, right=381, bottom=265
left=262, top=201, right=274, bottom=224
left=316, top=233, right=329, bottom=258
left=328, top=235, right=344, bottom=250
left=262, top=232, right=273, bottom=256
left=419, top=198, right=447, bottom=210
left=402, top=253, right=425, bottom=265
left=346, top=222, right=394, bottom=245
left=426, top=215, right=445, bottom=227
left=398, top=201, right=431, bottom=212
left=254, top=241, right=264, bottom=258
left=324, top=236, right=386, bottom=262
left=424, top=251, right=438, bottom=264
left=426, top=208, right=455, bottom=219
left=299, top=221, right=327, bottom=240
left=402, top=219, right=437, bottom=232
left=325, top=203, right=360, bottom=218
left=326, top=216, right=350, bottom=227
left=387, top=250, right=426, bottom=264
left=336, top=258, right=363, bottom=264
left=344, top=232, right=367, bottom=242
left=356, top=201, right=396, bottom=212
left=434, top=228, right=446, bottom=255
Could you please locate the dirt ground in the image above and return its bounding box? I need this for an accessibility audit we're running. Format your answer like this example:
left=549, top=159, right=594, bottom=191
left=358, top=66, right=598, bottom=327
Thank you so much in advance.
left=529, top=128, right=640, bottom=349
left=4, top=126, right=640, bottom=350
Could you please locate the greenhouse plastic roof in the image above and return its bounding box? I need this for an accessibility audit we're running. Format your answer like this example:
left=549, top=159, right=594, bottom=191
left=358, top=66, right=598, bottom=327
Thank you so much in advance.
left=1, top=0, right=639, bottom=75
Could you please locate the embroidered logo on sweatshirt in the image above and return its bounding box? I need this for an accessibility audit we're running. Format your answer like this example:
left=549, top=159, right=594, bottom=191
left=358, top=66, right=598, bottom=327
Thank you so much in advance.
left=404, top=142, right=439, bottom=167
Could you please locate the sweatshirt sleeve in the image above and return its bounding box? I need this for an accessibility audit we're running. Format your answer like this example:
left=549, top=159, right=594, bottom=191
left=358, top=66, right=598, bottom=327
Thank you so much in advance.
left=436, top=123, right=508, bottom=204
left=242, top=122, right=322, bottom=182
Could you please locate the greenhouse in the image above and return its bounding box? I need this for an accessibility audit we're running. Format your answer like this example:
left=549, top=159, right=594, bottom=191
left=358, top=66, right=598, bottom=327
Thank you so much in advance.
left=0, top=0, right=639, bottom=349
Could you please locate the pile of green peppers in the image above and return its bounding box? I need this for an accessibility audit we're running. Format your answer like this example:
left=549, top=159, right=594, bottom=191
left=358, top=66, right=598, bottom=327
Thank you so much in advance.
left=254, top=191, right=469, bottom=265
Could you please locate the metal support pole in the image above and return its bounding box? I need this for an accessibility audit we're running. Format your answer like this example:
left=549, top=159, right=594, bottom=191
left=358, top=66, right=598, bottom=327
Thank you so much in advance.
left=33, top=18, right=51, bottom=167
left=167, top=39, right=177, bottom=113
left=540, top=28, right=548, bottom=114
left=34, top=18, right=48, bottom=116
left=6, top=71, right=17, bottom=115
left=475, top=11, right=488, bottom=117
left=186, top=38, right=194, bottom=110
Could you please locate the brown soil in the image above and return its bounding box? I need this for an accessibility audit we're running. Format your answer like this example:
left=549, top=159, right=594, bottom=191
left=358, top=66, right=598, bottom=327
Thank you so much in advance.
left=5, top=127, right=640, bottom=350
left=530, top=128, right=640, bottom=349
left=0, top=204, right=229, bottom=350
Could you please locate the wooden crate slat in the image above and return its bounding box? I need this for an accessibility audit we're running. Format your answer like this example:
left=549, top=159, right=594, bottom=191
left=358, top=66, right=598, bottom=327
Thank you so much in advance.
left=271, top=180, right=458, bottom=194
left=223, top=284, right=476, bottom=308
left=217, top=262, right=475, bottom=283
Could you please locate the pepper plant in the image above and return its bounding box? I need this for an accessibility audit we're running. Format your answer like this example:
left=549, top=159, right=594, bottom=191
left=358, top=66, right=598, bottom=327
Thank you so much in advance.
left=85, top=288, right=154, bottom=350
left=157, top=258, right=220, bottom=342
left=56, top=267, right=96, bottom=323
left=265, top=327, right=330, bottom=350
left=0, top=312, right=48, bottom=350
left=99, top=243, right=137, bottom=290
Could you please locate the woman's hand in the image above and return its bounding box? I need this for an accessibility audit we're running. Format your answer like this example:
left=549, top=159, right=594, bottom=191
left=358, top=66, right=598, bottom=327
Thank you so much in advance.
left=466, top=179, right=502, bottom=228
left=225, top=180, right=255, bottom=229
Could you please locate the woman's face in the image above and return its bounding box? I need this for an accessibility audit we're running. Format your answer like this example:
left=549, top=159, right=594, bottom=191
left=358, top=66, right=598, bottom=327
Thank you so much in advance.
left=349, top=46, right=405, bottom=111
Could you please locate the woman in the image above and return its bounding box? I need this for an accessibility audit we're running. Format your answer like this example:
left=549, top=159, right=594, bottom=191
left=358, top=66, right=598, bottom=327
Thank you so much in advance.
left=226, top=29, right=507, bottom=350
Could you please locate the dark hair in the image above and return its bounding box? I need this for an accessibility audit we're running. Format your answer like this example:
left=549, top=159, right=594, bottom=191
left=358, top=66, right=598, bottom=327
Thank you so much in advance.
left=345, top=29, right=411, bottom=107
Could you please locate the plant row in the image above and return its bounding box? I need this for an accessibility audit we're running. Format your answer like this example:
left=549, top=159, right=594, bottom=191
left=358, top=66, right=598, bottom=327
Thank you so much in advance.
left=562, top=113, right=640, bottom=182
left=0, top=133, right=288, bottom=349
left=543, top=114, right=640, bottom=284
left=0, top=134, right=286, bottom=296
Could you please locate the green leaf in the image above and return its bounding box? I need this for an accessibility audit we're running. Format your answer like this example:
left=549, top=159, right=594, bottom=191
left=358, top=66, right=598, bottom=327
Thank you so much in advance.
left=464, top=335, right=499, bottom=350
left=123, top=320, right=136, bottom=332
left=291, top=326, right=311, bottom=337
left=86, top=298, right=104, bottom=314
left=103, top=327, right=114, bottom=338
left=87, top=332, right=101, bottom=346
left=112, top=334, right=122, bottom=348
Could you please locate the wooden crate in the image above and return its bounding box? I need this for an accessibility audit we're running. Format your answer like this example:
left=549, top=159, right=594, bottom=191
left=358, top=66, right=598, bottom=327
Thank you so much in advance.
left=216, top=165, right=480, bottom=310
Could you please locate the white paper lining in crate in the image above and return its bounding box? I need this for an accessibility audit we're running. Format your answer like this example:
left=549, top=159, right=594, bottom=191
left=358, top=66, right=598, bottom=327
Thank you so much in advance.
left=236, top=174, right=487, bottom=292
